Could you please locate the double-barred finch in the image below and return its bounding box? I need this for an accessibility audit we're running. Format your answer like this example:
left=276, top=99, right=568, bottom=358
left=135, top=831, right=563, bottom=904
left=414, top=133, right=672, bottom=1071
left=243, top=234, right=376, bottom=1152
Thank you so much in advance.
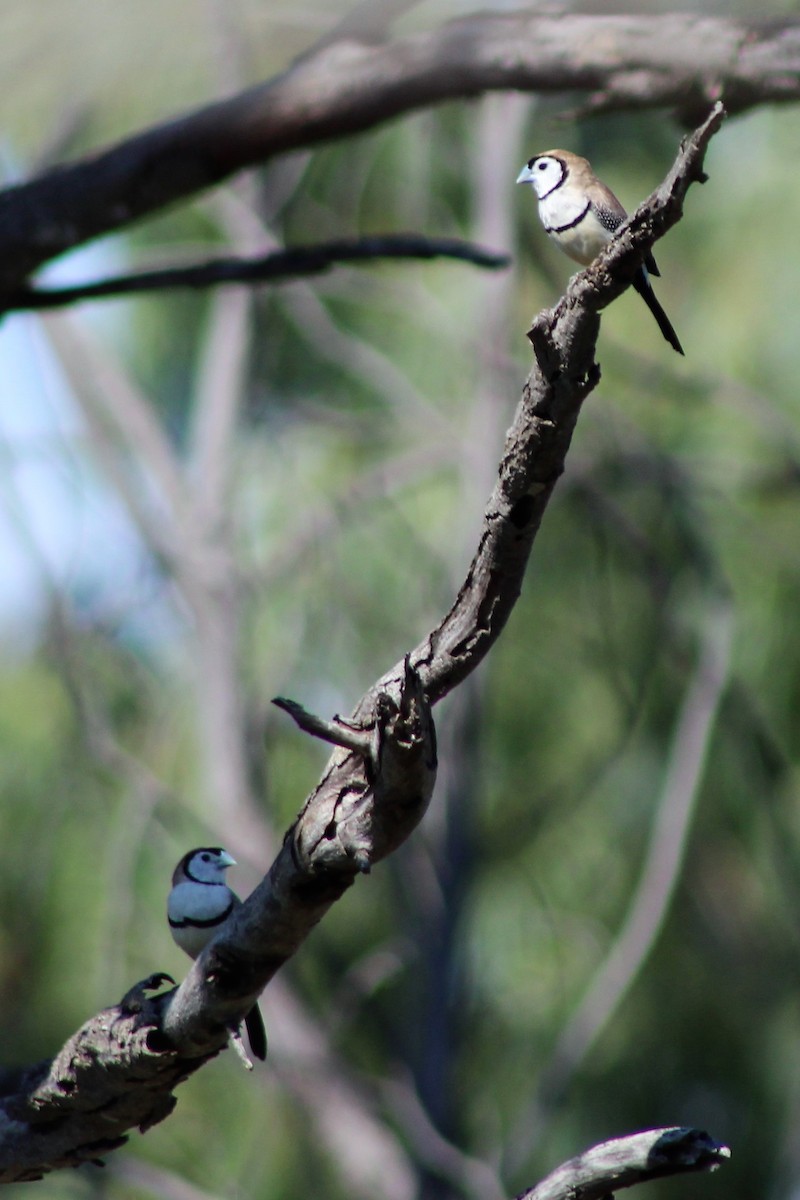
left=516, top=150, right=684, bottom=356
left=168, top=847, right=267, bottom=1062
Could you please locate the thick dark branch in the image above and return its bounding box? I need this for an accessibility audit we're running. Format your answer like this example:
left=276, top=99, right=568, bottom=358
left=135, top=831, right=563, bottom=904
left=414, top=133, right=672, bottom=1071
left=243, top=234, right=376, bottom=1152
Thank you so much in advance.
left=161, top=104, right=722, bottom=1071
left=0, top=110, right=722, bottom=1183
left=396, top=101, right=724, bottom=707
left=517, top=1127, right=731, bottom=1200
left=2, top=236, right=510, bottom=313
left=0, top=664, right=437, bottom=1184
left=162, top=659, right=437, bottom=1052
left=0, top=976, right=191, bottom=1182
left=0, top=12, right=791, bottom=287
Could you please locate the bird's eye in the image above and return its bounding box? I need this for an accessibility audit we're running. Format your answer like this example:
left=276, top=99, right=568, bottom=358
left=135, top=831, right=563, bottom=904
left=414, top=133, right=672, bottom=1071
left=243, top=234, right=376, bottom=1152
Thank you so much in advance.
left=201, top=853, right=211, bottom=862
left=537, top=161, right=548, bottom=171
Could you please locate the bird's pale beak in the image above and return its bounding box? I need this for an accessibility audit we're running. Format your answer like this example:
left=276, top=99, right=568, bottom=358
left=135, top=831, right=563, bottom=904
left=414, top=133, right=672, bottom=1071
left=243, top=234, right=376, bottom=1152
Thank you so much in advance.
left=516, top=164, right=535, bottom=184
left=219, top=850, right=237, bottom=868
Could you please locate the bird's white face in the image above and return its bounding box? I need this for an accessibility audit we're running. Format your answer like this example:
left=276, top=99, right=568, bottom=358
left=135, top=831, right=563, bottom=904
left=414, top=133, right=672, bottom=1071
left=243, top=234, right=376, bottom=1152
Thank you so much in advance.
left=516, top=155, right=565, bottom=200
left=183, top=847, right=236, bottom=885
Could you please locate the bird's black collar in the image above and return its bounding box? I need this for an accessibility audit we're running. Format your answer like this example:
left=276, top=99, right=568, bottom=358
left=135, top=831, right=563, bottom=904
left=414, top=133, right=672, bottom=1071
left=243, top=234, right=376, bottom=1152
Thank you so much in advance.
left=169, top=898, right=235, bottom=930
left=544, top=200, right=591, bottom=235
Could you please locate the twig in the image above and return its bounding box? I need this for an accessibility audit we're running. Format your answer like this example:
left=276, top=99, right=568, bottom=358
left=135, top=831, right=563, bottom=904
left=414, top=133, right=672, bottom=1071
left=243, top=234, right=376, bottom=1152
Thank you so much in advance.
left=272, top=697, right=373, bottom=755
left=517, top=1128, right=731, bottom=1200
left=227, top=1026, right=254, bottom=1071
left=5, top=237, right=510, bottom=312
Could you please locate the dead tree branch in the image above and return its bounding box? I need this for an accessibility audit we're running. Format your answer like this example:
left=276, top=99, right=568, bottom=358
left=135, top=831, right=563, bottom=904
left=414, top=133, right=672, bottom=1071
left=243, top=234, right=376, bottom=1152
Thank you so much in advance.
left=0, top=105, right=723, bottom=1184
left=3, top=236, right=510, bottom=313
left=516, top=1127, right=730, bottom=1200
left=396, top=103, right=725, bottom=707
left=0, top=11, right=790, bottom=288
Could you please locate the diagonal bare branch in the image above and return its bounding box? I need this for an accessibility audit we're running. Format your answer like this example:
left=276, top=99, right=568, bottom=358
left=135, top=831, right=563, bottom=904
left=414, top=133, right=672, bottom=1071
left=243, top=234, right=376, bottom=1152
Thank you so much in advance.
left=0, top=106, right=723, bottom=1184
left=396, top=102, right=725, bottom=708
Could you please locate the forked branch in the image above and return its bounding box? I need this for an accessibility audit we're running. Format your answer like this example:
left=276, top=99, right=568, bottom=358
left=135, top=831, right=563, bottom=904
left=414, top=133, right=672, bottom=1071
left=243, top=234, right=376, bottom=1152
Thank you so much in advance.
left=0, top=107, right=724, bottom=1182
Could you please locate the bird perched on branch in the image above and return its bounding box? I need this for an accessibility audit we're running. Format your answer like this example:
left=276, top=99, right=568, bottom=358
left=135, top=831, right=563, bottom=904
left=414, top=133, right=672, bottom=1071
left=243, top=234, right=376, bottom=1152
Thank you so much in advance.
left=516, top=150, right=684, bottom=355
left=168, top=847, right=267, bottom=1064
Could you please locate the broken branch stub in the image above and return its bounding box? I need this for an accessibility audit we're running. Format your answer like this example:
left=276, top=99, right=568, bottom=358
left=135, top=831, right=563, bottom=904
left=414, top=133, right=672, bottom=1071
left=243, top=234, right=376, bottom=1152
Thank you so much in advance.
left=517, top=1127, right=731, bottom=1200
left=288, top=657, right=438, bottom=875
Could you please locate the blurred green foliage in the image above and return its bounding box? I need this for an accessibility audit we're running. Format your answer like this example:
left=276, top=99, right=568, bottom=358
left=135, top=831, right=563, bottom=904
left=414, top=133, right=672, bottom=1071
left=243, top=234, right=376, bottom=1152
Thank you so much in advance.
left=1, top=4, right=800, bottom=1200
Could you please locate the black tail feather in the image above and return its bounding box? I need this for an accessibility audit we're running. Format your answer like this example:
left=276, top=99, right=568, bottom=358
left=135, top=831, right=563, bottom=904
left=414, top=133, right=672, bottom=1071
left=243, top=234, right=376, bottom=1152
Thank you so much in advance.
left=633, top=268, right=684, bottom=356
left=245, top=1004, right=268, bottom=1061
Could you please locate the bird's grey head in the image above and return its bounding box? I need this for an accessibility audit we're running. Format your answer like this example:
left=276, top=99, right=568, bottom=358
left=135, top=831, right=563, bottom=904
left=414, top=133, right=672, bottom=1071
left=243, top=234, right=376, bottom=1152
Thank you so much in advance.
left=516, top=154, right=566, bottom=200
left=175, top=846, right=236, bottom=886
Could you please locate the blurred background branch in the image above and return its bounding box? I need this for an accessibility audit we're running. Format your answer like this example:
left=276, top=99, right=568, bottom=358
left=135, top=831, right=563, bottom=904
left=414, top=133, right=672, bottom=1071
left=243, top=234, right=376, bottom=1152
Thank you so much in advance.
left=0, top=13, right=797, bottom=286
left=509, top=601, right=734, bottom=1168
left=3, top=236, right=510, bottom=313
left=0, top=1, right=796, bottom=1198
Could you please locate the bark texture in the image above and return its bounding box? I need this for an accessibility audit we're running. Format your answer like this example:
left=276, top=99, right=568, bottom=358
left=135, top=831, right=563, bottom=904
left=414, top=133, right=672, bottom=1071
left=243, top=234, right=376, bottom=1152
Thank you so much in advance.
left=0, top=104, right=724, bottom=1184
left=517, top=1127, right=730, bottom=1200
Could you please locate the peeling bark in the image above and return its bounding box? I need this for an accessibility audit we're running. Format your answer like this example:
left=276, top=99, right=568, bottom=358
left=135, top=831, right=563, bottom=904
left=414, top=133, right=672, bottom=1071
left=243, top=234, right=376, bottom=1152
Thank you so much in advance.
left=0, top=105, right=724, bottom=1184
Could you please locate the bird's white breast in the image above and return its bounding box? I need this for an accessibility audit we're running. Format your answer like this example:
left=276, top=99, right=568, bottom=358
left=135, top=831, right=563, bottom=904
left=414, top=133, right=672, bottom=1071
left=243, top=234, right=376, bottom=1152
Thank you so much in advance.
left=171, top=921, right=215, bottom=959
left=169, top=880, right=233, bottom=923
left=168, top=880, right=238, bottom=958
left=539, top=189, right=613, bottom=267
